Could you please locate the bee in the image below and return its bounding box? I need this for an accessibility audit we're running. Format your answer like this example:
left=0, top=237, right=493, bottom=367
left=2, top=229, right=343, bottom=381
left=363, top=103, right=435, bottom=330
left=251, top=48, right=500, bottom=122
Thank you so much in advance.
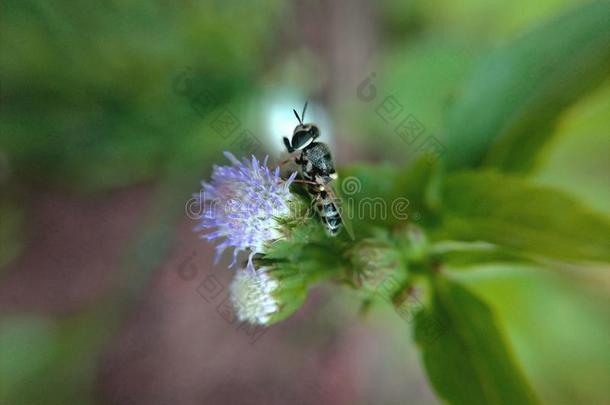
left=283, top=102, right=353, bottom=238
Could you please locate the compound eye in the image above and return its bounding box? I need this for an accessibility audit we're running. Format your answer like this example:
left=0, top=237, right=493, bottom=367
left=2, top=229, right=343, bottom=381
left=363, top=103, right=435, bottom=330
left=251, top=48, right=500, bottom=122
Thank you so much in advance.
left=292, top=130, right=313, bottom=150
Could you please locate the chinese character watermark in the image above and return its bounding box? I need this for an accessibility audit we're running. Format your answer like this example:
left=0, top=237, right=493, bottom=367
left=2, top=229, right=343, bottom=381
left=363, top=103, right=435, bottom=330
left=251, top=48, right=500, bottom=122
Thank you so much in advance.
left=357, top=72, right=446, bottom=164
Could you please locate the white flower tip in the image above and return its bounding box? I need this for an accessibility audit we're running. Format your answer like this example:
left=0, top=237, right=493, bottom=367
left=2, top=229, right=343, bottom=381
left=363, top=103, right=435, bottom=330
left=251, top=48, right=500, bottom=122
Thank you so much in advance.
left=230, top=268, right=279, bottom=325
left=223, top=151, right=241, bottom=166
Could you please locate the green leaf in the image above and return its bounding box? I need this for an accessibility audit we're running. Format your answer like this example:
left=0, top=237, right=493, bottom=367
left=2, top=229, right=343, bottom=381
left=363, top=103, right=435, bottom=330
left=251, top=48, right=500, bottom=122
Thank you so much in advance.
left=434, top=171, right=610, bottom=263
left=415, top=278, right=539, bottom=405
left=340, top=158, right=443, bottom=232
left=429, top=241, right=537, bottom=268
left=444, top=1, right=610, bottom=172
left=533, top=79, right=610, bottom=215
left=454, top=265, right=610, bottom=404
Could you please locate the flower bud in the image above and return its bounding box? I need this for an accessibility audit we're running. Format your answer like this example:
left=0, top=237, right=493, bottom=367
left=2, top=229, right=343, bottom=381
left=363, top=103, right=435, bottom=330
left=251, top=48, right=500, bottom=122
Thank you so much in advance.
left=348, top=239, right=407, bottom=300
left=229, top=265, right=308, bottom=326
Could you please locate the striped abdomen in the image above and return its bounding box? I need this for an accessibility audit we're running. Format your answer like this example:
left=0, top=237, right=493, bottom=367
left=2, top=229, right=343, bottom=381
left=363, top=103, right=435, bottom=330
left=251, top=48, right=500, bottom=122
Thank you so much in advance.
left=301, top=166, right=342, bottom=236
left=312, top=189, right=342, bottom=236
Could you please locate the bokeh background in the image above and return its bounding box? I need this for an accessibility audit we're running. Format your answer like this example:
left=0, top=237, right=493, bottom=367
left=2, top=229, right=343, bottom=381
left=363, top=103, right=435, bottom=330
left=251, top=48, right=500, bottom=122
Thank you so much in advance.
left=1, top=1, right=609, bottom=404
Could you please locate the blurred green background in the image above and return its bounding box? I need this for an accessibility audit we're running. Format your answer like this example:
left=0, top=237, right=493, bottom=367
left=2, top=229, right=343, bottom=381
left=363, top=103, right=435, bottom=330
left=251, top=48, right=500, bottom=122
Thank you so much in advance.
left=1, top=0, right=609, bottom=404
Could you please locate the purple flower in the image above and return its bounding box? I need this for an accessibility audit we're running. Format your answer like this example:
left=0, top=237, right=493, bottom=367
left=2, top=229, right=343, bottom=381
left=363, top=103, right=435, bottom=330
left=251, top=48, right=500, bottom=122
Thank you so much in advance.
left=194, top=152, right=297, bottom=267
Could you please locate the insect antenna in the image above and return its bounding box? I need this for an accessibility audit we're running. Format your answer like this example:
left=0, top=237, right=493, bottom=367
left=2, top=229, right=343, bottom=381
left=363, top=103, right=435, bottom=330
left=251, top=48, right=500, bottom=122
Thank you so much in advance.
left=301, top=101, right=309, bottom=122
left=293, top=109, right=302, bottom=125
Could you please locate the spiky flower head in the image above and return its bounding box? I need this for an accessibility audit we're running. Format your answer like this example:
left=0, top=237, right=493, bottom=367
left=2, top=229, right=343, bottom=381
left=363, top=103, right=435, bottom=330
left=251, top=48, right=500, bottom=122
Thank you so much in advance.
left=230, top=267, right=280, bottom=325
left=229, top=264, right=309, bottom=326
left=194, top=152, right=297, bottom=267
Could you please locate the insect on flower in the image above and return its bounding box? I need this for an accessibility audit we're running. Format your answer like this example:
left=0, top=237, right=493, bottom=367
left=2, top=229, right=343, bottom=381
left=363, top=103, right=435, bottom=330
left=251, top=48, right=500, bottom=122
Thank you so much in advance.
left=283, top=102, right=354, bottom=239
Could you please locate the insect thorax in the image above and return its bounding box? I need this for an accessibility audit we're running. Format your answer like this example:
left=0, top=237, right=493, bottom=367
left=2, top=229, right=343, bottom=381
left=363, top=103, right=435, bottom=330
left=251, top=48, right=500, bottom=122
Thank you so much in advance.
left=299, top=142, right=336, bottom=181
